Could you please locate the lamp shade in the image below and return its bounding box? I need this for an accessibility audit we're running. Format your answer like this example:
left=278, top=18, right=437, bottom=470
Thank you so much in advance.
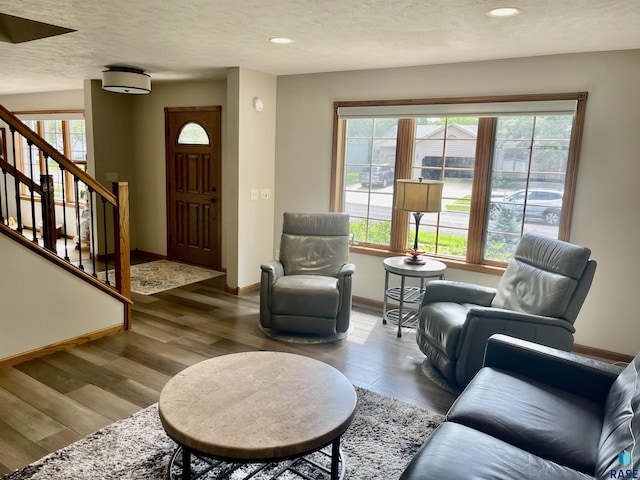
left=395, top=179, right=444, bottom=213
left=102, top=67, right=151, bottom=95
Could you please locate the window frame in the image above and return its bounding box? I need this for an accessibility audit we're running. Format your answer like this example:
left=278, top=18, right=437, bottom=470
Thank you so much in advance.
left=331, top=92, right=588, bottom=274
left=14, top=111, right=87, bottom=205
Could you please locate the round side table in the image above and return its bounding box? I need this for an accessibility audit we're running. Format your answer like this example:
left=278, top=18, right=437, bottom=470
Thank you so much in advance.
left=382, top=256, right=447, bottom=338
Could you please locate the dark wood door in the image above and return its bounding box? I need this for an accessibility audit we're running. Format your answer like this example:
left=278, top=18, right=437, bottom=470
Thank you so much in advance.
left=165, top=107, right=221, bottom=270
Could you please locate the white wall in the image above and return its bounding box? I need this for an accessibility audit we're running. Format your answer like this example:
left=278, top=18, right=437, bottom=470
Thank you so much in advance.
left=275, top=50, right=640, bottom=355
left=0, top=233, right=123, bottom=360
left=233, top=68, right=277, bottom=288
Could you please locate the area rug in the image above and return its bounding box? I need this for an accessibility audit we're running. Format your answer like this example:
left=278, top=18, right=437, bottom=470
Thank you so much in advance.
left=3, top=387, right=443, bottom=480
left=98, top=260, right=224, bottom=295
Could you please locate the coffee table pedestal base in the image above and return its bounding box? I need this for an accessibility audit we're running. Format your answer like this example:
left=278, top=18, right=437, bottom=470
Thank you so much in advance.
left=168, top=440, right=346, bottom=480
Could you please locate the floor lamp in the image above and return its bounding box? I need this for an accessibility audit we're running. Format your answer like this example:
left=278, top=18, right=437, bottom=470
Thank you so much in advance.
left=395, top=178, right=444, bottom=265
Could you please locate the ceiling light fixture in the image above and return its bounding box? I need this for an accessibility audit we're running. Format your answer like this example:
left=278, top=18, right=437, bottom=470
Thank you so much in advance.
left=486, top=7, right=520, bottom=17
left=102, top=66, right=151, bottom=95
left=269, top=37, right=293, bottom=45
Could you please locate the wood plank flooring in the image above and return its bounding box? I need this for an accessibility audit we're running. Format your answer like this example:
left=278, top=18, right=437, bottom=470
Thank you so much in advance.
left=0, top=274, right=457, bottom=476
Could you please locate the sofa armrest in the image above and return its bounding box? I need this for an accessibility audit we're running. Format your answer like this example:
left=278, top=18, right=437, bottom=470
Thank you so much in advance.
left=468, top=307, right=576, bottom=332
left=421, top=280, right=497, bottom=306
left=260, top=260, right=284, bottom=283
left=337, top=263, right=356, bottom=278
left=483, top=334, right=623, bottom=403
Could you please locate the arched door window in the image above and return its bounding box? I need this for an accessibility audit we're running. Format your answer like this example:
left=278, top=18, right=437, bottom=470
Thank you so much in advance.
left=177, top=122, right=210, bottom=145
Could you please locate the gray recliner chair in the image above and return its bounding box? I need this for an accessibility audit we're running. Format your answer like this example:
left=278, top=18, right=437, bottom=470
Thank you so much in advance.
left=260, top=212, right=355, bottom=336
left=417, top=233, right=596, bottom=387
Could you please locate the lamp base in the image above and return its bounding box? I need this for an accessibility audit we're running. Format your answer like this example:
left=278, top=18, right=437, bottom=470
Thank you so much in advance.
left=405, top=255, right=427, bottom=265
left=405, top=248, right=426, bottom=265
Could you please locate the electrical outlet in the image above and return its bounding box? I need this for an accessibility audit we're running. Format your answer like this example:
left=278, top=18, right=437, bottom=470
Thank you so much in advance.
left=261, top=188, right=271, bottom=200
left=251, top=189, right=259, bottom=200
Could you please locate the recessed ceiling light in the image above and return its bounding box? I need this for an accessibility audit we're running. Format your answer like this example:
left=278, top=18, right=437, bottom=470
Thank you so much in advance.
left=269, top=37, right=293, bottom=45
left=486, top=7, right=520, bottom=17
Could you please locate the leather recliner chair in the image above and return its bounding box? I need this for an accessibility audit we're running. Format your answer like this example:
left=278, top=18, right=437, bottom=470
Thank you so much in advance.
left=417, top=233, right=596, bottom=386
left=260, top=212, right=355, bottom=336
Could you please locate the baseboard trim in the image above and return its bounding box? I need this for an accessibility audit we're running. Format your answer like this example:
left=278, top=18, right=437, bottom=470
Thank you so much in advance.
left=0, top=324, right=123, bottom=368
left=352, top=296, right=633, bottom=364
left=572, top=344, right=634, bottom=364
left=225, top=282, right=260, bottom=296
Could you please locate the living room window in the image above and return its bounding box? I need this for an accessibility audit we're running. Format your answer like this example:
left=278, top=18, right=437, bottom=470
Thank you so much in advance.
left=331, top=93, right=588, bottom=269
left=15, top=113, right=87, bottom=204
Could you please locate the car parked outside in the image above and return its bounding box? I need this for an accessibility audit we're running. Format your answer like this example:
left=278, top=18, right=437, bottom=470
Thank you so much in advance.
left=490, top=189, right=563, bottom=225
left=359, top=165, right=395, bottom=188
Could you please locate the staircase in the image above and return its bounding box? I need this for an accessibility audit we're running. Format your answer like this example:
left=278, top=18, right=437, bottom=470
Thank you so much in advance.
left=0, top=103, right=131, bottom=367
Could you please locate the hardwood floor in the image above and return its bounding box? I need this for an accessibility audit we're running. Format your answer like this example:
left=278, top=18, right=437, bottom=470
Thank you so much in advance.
left=0, top=273, right=457, bottom=476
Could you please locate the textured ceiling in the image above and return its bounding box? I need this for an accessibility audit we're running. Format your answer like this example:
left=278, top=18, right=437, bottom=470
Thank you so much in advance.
left=0, top=0, right=639, bottom=95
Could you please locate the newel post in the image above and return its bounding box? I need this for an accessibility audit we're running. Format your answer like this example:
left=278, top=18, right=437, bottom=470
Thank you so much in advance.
left=113, top=181, right=132, bottom=329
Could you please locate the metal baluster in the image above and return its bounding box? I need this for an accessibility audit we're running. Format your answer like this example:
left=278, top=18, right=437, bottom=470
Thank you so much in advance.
left=9, top=126, right=22, bottom=233
left=88, top=186, right=97, bottom=277
left=27, top=140, right=38, bottom=243
left=75, top=177, right=84, bottom=271
left=0, top=167, right=5, bottom=223
left=60, top=165, right=70, bottom=261
left=102, top=196, right=110, bottom=285
left=43, top=152, right=50, bottom=244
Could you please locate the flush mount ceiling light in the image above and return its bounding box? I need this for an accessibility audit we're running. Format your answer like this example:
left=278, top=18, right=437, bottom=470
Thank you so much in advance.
left=486, top=7, right=520, bottom=17
left=269, top=37, right=293, bottom=44
left=102, top=66, right=151, bottom=95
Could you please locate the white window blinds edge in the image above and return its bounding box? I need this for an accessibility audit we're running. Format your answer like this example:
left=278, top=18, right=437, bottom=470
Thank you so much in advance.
left=337, top=100, right=577, bottom=118
left=17, top=112, right=84, bottom=121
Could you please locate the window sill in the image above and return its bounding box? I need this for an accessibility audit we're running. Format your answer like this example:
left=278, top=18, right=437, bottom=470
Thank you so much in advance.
left=349, top=244, right=506, bottom=276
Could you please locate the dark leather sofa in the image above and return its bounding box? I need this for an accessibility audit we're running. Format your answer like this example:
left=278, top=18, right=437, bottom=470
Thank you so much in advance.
left=400, top=334, right=639, bottom=480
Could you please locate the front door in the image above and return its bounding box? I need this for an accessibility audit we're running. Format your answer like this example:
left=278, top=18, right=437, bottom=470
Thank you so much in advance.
left=165, top=107, right=221, bottom=270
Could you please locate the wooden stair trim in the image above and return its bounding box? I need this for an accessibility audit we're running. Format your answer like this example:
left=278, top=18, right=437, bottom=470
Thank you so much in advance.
left=0, top=223, right=132, bottom=306
left=0, top=324, right=123, bottom=368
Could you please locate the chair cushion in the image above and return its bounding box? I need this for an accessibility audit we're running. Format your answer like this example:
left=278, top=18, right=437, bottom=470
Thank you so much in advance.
left=272, top=275, right=339, bottom=318
left=418, top=302, right=475, bottom=358
left=399, top=422, right=592, bottom=480
left=594, top=354, right=640, bottom=478
left=447, top=367, right=603, bottom=474
left=492, top=260, right=577, bottom=317
left=280, top=234, right=348, bottom=277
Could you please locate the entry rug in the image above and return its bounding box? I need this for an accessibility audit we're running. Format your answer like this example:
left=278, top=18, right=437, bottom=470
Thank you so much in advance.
left=3, top=387, right=443, bottom=480
left=98, top=260, right=224, bottom=295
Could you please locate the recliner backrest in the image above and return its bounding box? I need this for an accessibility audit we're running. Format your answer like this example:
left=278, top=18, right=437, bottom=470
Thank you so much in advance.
left=491, top=233, right=594, bottom=321
left=280, top=212, right=349, bottom=277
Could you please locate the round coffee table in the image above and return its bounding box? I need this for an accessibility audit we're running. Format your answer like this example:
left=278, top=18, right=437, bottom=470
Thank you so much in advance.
left=158, top=351, right=358, bottom=480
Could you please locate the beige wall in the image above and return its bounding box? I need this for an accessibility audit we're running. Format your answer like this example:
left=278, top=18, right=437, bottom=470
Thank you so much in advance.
left=275, top=50, right=640, bottom=355
left=229, top=68, right=277, bottom=288
left=0, top=234, right=123, bottom=360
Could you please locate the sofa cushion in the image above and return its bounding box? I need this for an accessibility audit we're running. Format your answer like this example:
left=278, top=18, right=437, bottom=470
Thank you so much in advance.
left=447, top=367, right=603, bottom=474
left=594, top=354, right=640, bottom=478
left=272, top=275, right=339, bottom=318
left=399, top=422, right=592, bottom=480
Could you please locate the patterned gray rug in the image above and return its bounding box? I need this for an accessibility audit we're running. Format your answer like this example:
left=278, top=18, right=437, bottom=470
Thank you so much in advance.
left=2, top=387, right=443, bottom=480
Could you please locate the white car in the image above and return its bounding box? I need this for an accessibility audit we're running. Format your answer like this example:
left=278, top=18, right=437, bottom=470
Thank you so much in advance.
left=490, top=189, right=563, bottom=225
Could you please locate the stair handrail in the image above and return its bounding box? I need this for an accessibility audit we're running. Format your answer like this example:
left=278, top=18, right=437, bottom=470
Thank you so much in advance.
left=0, top=102, right=132, bottom=328
left=0, top=103, right=116, bottom=205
